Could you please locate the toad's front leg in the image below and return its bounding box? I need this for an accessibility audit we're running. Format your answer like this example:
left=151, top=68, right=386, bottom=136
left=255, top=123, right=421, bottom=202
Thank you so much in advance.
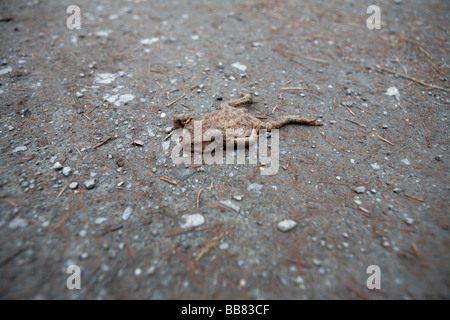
left=173, top=114, right=195, bottom=129
left=220, top=93, right=253, bottom=110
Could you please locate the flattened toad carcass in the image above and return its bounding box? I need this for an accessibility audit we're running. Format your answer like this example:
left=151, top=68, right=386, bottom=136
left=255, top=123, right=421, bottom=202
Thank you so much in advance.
left=173, top=93, right=322, bottom=152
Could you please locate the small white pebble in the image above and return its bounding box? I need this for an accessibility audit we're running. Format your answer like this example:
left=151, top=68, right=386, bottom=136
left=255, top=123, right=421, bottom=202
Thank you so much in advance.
left=277, top=219, right=297, bottom=232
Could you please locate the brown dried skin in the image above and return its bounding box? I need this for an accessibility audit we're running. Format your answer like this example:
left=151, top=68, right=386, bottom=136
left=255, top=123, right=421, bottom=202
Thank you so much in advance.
left=173, top=93, right=322, bottom=152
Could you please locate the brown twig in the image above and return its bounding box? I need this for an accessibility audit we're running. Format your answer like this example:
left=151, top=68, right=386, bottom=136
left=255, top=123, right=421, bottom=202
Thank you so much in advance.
left=377, top=134, right=394, bottom=146
left=374, top=65, right=449, bottom=91
left=75, top=147, right=83, bottom=158
left=160, top=176, right=177, bottom=185
left=4, top=198, right=18, bottom=207
left=343, top=104, right=355, bottom=116
left=196, top=189, right=203, bottom=209
left=194, top=233, right=224, bottom=262
left=166, top=93, right=185, bottom=107
left=346, top=118, right=366, bottom=127
left=405, top=194, right=425, bottom=202
left=92, top=137, right=116, bottom=149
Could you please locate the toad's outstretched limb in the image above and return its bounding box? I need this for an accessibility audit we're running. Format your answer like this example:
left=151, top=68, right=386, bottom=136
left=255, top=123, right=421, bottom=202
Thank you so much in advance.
left=257, top=115, right=323, bottom=131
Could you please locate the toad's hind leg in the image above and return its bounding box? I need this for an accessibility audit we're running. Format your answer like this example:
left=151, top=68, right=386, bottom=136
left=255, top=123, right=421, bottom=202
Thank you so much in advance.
left=258, top=116, right=323, bottom=131
left=220, top=93, right=253, bottom=110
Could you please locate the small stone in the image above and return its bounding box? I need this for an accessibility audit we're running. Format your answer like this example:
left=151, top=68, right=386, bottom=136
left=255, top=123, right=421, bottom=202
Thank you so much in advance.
left=312, top=258, right=322, bottom=266
left=146, top=266, right=156, bottom=276
left=247, top=183, right=263, bottom=192
left=12, top=146, right=27, bottom=153
left=75, top=92, right=83, bottom=98
left=62, top=167, right=72, bottom=177
left=370, top=163, right=381, bottom=170
left=53, top=162, right=63, bottom=170
left=95, top=217, right=107, bottom=225
left=354, top=186, right=366, bottom=193
left=277, top=219, right=297, bottom=232
left=108, top=249, right=116, bottom=259
left=116, top=158, right=125, bottom=167
left=401, top=159, right=410, bottom=165
left=161, top=140, right=170, bottom=151
left=173, top=166, right=196, bottom=181
left=233, top=195, right=243, bottom=201
left=219, top=200, right=240, bottom=213
left=404, top=217, right=414, bottom=225
left=179, top=214, right=205, bottom=228
left=393, top=187, right=402, bottom=193
left=79, top=230, right=87, bottom=237
left=79, top=252, right=89, bottom=260
left=122, top=206, right=133, bottom=221
left=335, top=176, right=341, bottom=180
left=147, top=128, right=156, bottom=137
left=132, top=140, right=144, bottom=146
left=231, top=62, right=247, bottom=72
left=69, top=182, right=78, bottom=189
left=385, top=86, right=400, bottom=101
left=84, top=179, right=96, bottom=189
left=8, top=217, right=28, bottom=229
left=435, top=155, right=442, bottom=161
left=164, top=126, right=173, bottom=133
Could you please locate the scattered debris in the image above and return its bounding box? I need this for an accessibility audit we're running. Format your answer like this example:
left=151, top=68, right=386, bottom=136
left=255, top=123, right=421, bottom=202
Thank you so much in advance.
left=179, top=214, right=205, bottom=228
left=95, top=217, right=108, bottom=225
left=231, top=62, right=247, bottom=72
left=401, top=159, right=410, bottom=165
left=277, top=219, right=297, bottom=232
left=140, top=37, right=159, bottom=45
left=247, top=183, right=263, bottom=192
left=385, top=86, right=400, bottom=101
left=370, top=163, right=381, bottom=170
left=354, top=186, right=366, bottom=193
left=8, top=217, right=28, bottom=229
left=122, top=206, right=133, bottom=221
left=62, top=167, right=72, bottom=177
left=12, top=146, right=27, bottom=153
left=53, top=162, right=63, bottom=170
left=220, top=200, right=241, bottom=213
left=84, top=179, right=96, bottom=189
left=69, top=182, right=78, bottom=189
left=132, top=140, right=144, bottom=146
